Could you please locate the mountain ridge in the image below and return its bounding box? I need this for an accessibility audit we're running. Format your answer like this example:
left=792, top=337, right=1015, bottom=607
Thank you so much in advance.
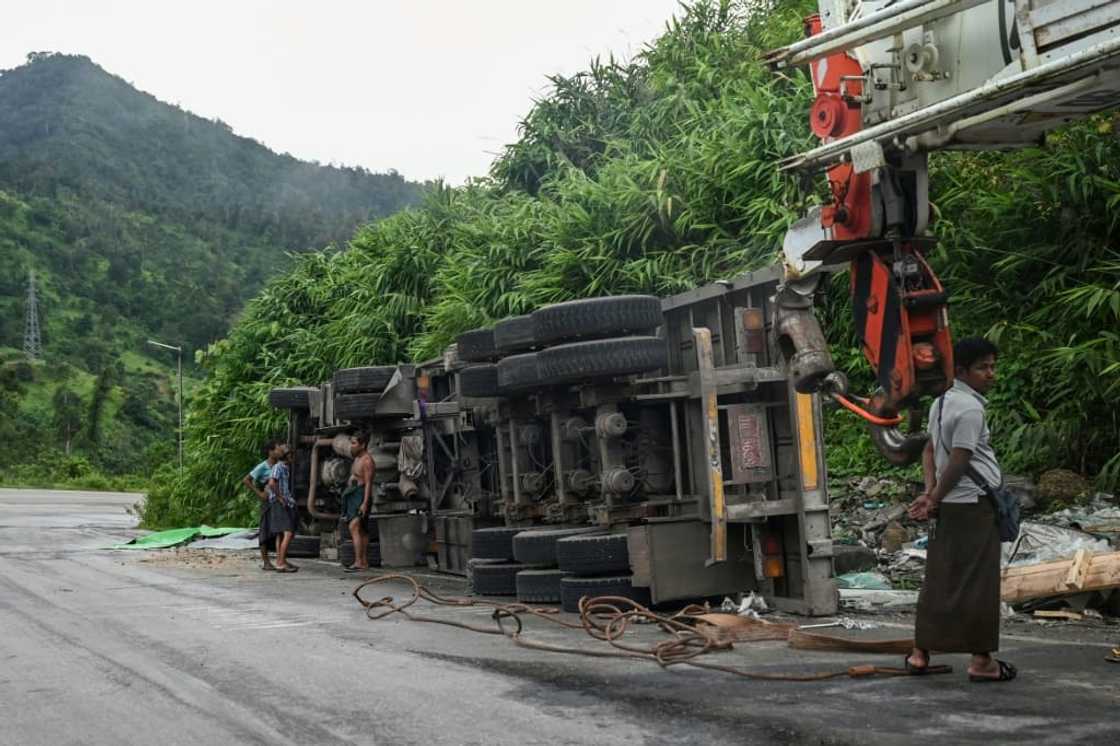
left=0, top=51, right=424, bottom=480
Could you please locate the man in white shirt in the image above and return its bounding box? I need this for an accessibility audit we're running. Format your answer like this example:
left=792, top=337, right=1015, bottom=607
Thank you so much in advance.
left=906, top=337, right=1016, bottom=683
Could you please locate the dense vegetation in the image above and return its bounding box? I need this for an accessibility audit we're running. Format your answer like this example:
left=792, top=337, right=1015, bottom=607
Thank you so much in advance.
left=0, top=53, right=423, bottom=485
left=139, top=0, right=1119, bottom=527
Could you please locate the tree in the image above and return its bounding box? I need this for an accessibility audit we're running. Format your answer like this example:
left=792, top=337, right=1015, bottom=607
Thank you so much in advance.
left=85, top=366, right=115, bottom=444
left=51, top=386, right=82, bottom=455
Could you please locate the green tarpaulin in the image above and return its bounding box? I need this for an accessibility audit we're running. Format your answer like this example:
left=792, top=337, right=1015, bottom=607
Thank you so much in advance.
left=111, top=525, right=250, bottom=550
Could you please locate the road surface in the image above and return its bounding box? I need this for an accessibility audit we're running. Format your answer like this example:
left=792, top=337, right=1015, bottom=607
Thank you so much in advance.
left=1, top=487, right=1117, bottom=745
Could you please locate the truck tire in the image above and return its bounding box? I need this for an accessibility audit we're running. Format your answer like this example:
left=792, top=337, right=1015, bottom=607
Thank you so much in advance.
left=457, top=328, right=497, bottom=362
left=334, top=393, right=379, bottom=421
left=497, top=352, right=540, bottom=393
left=466, top=557, right=504, bottom=593
left=512, top=526, right=604, bottom=566
left=556, top=533, right=630, bottom=576
left=339, top=540, right=381, bottom=567
left=471, top=527, right=523, bottom=560
left=532, top=295, right=661, bottom=344
left=560, top=575, right=651, bottom=613
left=268, top=387, right=314, bottom=409
left=338, top=518, right=379, bottom=544
left=287, top=534, right=321, bottom=558
left=468, top=561, right=536, bottom=596
left=516, top=569, right=571, bottom=603
left=459, top=364, right=500, bottom=398
left=537, top=337, right=667, bottom=385
left=333, top=366, right=396, bottom=394
left=493, top=315, right=538, bottom=353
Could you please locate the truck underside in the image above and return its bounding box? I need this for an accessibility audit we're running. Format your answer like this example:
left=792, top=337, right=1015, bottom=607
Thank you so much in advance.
left=273, top=265, right=838, bottom=615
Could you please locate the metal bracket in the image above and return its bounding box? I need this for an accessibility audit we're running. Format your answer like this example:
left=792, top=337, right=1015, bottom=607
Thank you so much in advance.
left=851, top=140, right=887, bottom=174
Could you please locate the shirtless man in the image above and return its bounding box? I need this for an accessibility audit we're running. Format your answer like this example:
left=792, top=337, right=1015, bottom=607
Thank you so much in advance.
left=341, top=431, right=375, bottom=571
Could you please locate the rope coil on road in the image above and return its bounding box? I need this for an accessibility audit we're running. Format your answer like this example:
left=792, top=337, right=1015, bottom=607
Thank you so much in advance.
left=352, top=574, right=949, bottom=682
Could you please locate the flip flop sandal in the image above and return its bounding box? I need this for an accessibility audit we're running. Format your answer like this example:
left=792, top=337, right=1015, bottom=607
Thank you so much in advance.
left=904, top=651, right=930, bottom=675
left=969, top=659, right=1017, bottom=682
left=343, top=565, right=359, bottom=573
left=275, top=566, right=298, bottom=573
left=261, top=565, right=276, bottom=572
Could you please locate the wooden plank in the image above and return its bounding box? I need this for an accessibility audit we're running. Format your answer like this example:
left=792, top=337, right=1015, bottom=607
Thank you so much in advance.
left=1001, top=551, right=1120, bottom=603
left=1061, top=549, right=1092, bottom=592
left=1033, top=610, right=1084, bottom=621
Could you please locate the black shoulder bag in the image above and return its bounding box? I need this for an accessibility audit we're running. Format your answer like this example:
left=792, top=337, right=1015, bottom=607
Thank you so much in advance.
left=936, top=396, right=1020, bottom=542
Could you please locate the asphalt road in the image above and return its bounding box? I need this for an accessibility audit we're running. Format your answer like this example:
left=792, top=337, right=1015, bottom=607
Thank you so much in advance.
left=1, top=487, right=1118, bottom=745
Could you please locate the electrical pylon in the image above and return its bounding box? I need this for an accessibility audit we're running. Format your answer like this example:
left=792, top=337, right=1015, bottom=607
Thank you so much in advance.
left=24, top=269, right=42, bottom=361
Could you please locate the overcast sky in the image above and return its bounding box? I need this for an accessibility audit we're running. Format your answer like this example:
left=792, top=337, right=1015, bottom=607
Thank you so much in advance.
left=3, top=1, right=685, bottom=184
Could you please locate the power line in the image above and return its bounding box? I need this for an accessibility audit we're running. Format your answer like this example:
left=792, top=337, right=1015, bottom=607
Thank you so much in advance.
left=24, top=269, right=42, bottom=361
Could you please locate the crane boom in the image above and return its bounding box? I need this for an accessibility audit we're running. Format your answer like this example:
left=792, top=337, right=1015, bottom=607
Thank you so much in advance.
left=768, top=0, right=1120, bottom=464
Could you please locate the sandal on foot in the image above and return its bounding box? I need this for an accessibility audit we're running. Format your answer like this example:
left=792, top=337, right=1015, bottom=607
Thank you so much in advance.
left=969, top=659, right=1017, bottom=682
left=905, top=651, right=930, bottom=675
left=275, top=565, right=298, bottom=573
left=261, top=564, right=276, bottom=572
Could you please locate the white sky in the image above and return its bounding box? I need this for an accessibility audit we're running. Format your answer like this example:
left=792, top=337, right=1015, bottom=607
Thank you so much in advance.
left=2, top=1, right=685, bottom=184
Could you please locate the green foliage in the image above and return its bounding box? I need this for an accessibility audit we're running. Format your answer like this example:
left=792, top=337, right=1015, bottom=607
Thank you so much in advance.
left=146, top=0, right=1118, bottom=526
left=0, top=53, right=423, bottom=486
left=143, top=0, right=819, bottom=527
left=927, top=120, right=1120, bottom=487
left=51, top=385, right=83, bottom=454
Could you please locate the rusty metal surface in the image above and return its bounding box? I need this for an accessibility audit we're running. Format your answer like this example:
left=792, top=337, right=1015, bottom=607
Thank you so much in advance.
left=727, top=404, right=774, bottom=485
left=692, top=327, right=727, bottom=566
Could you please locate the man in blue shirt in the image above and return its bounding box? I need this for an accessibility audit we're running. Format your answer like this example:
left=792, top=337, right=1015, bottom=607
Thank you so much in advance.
left=266, top=444, right=299, bottom=572
left=242, top=439, right=280, bottom=571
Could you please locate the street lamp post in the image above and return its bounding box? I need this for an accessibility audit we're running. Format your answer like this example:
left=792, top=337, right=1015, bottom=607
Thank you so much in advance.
left=147, top=339, right=184, bottom=472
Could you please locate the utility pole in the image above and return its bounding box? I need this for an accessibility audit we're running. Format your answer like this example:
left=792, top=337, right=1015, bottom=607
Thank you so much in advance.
left=147, top=339, right=184, bottom=472
left=24, top=269, right=42, bottom=361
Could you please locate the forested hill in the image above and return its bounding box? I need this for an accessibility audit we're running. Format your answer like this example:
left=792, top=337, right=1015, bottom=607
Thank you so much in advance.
left=0, top=53, right=420, bottom=250
left=0, top=52, right=424, bottom=353
left=0, top=52, right=424, bottom=484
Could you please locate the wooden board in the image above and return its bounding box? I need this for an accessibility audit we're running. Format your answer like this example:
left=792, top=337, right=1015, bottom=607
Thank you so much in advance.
left=1033, top=610, right=1083, bottom=621
left=788, top=629, right=914, bottom=654
left=1001, top=551, right=1120, bottom=604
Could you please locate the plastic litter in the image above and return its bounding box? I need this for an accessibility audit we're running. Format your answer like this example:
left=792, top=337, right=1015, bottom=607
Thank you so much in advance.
left=800, top=617, right=879, bottom=631
left=190, top=530, right=259, bottom=550
left=110, top=525, right=251, bottom=550
left=721, top=591, right=769, bottom=618
left=838, top=589, right=919, bottom=610
left=1003, top=521, right=1112, bottom=567
left=835, top=571, right=893, bottom=590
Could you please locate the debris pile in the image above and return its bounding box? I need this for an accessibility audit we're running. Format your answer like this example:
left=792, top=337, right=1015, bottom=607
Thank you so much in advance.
left=830, top=473, right=1120, bottom=621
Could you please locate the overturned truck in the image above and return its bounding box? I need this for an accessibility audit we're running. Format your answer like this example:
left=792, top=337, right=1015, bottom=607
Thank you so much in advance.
left=270, top=265, right=837, bottom=615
